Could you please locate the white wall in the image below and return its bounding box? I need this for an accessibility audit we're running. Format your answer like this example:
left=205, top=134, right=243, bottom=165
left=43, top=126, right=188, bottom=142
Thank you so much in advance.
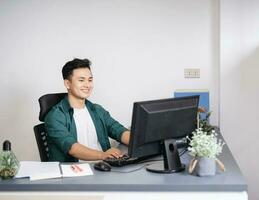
left=220, top=0, right=259, bottom=200
left=0, top=1, right=219, bottom=162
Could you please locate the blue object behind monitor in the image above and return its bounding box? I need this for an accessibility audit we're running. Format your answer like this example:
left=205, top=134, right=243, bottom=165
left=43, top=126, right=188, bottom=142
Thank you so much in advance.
left=174, top=90, right=209, bottom=120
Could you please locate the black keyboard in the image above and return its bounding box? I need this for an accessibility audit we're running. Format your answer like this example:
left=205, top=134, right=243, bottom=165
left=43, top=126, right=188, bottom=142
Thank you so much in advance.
left=103, top=155, right=140, bottom=167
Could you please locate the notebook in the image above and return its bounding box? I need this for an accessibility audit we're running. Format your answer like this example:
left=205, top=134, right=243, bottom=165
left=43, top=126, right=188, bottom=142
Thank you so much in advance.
left=15, top=161, right=93, bottom=181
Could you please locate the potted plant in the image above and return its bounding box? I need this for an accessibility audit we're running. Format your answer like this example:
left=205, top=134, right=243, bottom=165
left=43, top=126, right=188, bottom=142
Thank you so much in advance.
left=197, top=107, right=215, bottom=133
left=187, top=128, right=225, bottom=176
left=0, top=141, right=20, bottom=179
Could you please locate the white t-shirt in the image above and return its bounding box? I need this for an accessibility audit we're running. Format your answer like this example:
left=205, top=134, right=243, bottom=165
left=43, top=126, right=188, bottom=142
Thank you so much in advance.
left=73, top=107, right=102, bottom=152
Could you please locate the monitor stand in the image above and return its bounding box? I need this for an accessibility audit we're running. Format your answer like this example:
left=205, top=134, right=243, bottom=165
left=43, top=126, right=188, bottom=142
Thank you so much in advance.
left=146, top=139, right=185, bottom=173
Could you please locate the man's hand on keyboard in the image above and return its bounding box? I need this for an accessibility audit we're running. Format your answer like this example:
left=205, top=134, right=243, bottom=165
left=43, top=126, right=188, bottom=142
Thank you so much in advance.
left=102, top=147, right=123, bottom=159
left=103, top=155, right=138, bottom=167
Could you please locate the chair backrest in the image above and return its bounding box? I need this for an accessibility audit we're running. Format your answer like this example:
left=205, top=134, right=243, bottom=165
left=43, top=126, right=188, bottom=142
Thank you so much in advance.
left=38, top=93, right=67, bottom=122
left=34, top=123, right=49, bottom=162
left=34, top=93, right=67, bottom=161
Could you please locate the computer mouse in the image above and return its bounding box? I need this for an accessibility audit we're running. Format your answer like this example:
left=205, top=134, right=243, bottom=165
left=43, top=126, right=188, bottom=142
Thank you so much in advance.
left=94, top=161, right=111, bottom=172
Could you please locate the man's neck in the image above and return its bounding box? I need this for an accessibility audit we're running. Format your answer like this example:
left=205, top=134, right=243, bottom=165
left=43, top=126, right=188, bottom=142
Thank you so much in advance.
left=68, top=94, right=86, bottom=109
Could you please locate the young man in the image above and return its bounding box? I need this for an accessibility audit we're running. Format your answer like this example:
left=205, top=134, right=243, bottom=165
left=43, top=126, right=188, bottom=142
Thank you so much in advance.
left=45, top=58, right=130, bottom=162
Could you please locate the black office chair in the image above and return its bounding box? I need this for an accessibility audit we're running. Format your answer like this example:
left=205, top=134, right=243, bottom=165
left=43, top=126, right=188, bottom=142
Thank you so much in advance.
left=34, top=93, right=67, bottom=161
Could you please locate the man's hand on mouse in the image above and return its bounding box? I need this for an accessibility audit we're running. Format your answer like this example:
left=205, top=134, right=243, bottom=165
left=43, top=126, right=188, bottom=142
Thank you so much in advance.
left=101, top=147, right=123, bottom=159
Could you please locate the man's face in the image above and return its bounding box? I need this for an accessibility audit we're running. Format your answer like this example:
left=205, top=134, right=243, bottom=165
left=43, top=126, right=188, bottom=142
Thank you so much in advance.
left=64, top=68, right=93, bottom=100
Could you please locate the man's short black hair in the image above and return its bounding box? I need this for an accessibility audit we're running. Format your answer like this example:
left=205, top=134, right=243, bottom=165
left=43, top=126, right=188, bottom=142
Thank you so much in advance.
left=62, top=58, right=91, bottom=80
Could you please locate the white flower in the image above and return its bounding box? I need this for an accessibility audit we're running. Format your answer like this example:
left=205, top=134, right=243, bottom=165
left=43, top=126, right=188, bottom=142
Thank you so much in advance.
left=187, top=128, right=225, bottom=158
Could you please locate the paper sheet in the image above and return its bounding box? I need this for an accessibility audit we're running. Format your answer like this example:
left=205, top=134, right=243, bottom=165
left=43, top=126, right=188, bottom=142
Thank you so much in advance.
left=60, top=163, right=93, bottom=177
left=15, top=161, right=93, bottom=181
left=15, top=161, right=61, bottom=181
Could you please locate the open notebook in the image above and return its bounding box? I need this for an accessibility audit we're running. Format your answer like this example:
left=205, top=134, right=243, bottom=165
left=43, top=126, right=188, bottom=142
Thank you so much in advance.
left=15, top=161, right=93, bottom=181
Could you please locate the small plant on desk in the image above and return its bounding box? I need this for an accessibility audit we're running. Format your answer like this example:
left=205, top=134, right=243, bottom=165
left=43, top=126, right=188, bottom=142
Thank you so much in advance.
left=197, top=107, right=215, bottom=134
left=187, top=128, right=225, bottom=176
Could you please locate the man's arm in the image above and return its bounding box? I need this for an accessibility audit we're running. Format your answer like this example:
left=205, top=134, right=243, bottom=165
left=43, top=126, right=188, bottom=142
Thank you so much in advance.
left=121, top=130, right=130, bottom=145
left=69, top=130, right=130, bottom=160
left=68, top=143, right=123, bottom=160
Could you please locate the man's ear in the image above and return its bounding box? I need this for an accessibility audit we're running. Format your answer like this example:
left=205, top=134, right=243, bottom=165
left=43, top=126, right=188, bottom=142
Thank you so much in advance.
left=64, top=79, right=70, bottom=90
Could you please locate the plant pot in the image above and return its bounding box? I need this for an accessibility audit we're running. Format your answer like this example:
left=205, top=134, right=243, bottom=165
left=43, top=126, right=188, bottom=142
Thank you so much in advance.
left=196, top=157, right=216, bottom=176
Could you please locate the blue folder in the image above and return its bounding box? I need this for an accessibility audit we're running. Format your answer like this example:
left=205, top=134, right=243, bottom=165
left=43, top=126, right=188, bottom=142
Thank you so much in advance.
left=174, top=90, right=209, bottom=120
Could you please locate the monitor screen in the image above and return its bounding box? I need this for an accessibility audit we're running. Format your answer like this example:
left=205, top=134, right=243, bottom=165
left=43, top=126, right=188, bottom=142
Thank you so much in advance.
left=128, top=95, right=199, bottom=173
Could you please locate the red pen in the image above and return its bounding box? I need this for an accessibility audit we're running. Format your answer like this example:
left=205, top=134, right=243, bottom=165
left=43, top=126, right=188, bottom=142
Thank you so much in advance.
left=74, top=164, right=83, bottom=172
left=71, top=164, right=83, bottom=173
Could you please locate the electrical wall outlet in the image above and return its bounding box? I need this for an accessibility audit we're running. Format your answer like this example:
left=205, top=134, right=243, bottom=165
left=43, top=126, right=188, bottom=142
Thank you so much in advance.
left=184, top=68, right=200, bottom=78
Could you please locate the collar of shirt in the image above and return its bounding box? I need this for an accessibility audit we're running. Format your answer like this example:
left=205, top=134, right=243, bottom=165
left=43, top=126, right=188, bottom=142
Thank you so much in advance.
left=61, top=95, right=96, bottom=115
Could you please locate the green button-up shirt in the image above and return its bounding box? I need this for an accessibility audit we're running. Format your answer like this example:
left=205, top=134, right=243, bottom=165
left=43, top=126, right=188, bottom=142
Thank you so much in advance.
left=44, top=96, right=128, bottom=162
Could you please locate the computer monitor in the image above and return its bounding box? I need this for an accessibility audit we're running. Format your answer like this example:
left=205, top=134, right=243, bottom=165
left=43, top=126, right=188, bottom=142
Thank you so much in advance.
left=128, top=95, right=199, bottom=173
